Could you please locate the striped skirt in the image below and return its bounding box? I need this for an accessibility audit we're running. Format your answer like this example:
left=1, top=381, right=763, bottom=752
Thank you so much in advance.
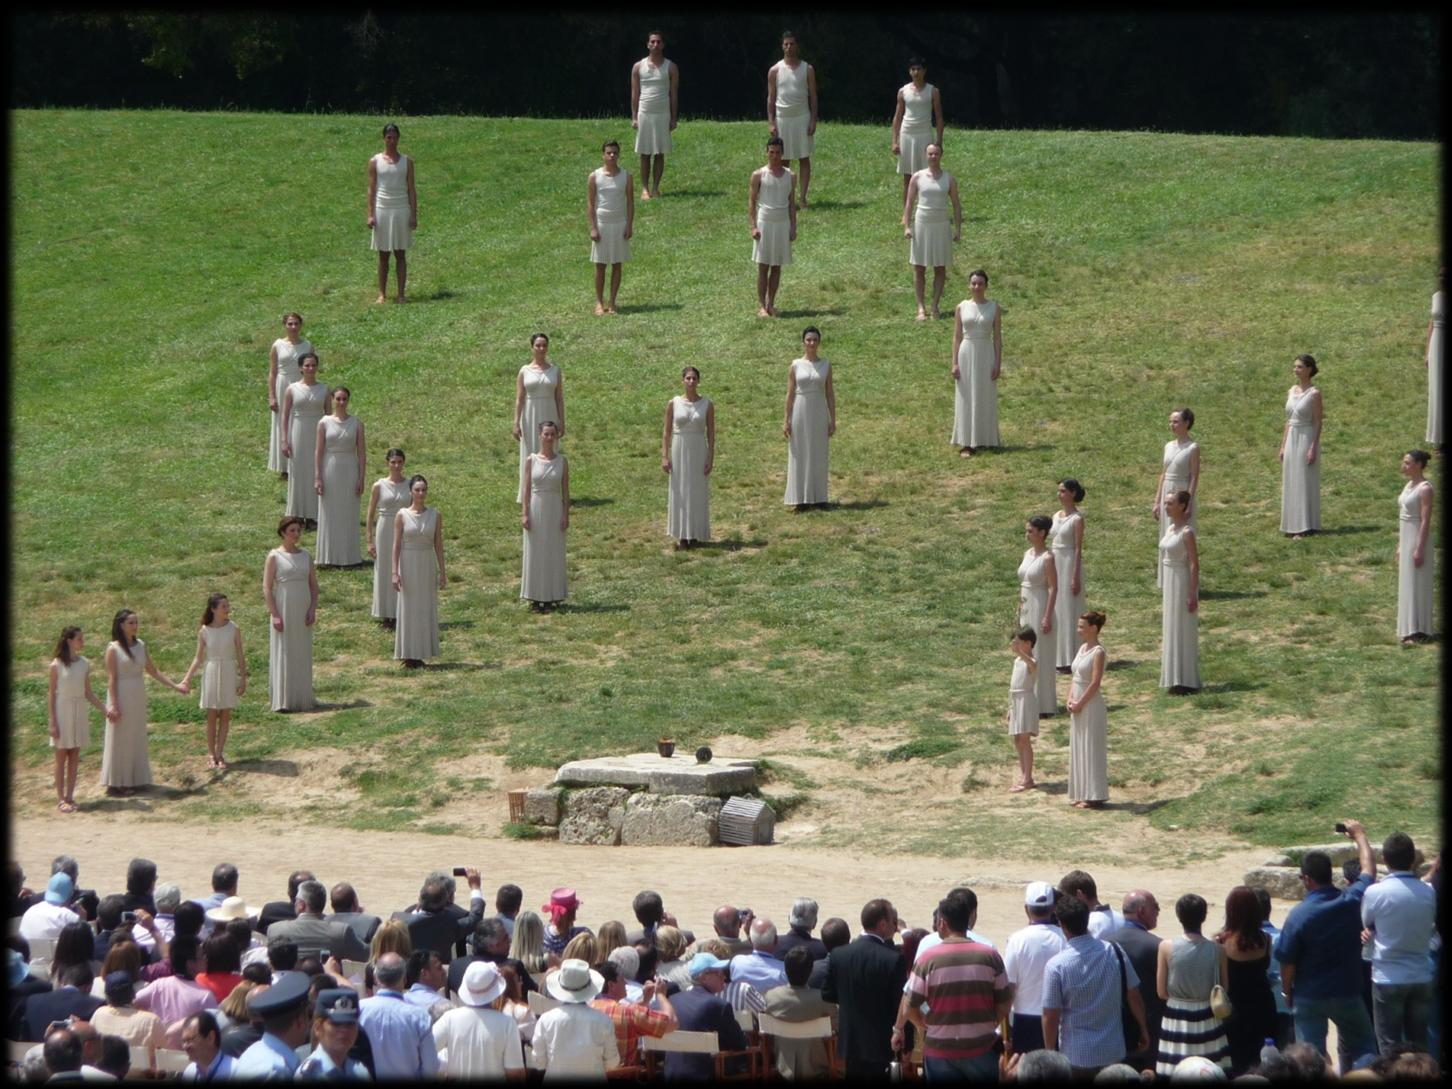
left=1155, top=997, right=1230, bottom=1076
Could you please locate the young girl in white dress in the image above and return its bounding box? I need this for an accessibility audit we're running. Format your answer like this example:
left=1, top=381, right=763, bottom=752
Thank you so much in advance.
left=1006, top=627, right=1039, bottom=793
left=48, top=626, right=117, bottom=812
left=180, top=593, right=246, bottom=771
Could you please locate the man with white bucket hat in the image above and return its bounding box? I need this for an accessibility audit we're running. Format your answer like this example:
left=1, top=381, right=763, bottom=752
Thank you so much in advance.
left=430, top=960, right=527, bottom=1080
left=531, top=958, right=619, bottom=1078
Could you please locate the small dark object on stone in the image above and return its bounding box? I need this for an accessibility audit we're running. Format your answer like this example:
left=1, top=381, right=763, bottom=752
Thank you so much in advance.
left=657, top=738, right=675, bottom=758
left=695, top=746, right=712, bottom=764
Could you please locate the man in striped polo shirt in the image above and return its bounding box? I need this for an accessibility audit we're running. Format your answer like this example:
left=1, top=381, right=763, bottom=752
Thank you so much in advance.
left=894, top=891, right=1012, bottom=1080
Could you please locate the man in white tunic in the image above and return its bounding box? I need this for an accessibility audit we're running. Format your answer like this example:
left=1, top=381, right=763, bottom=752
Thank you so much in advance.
left=767, top=30, right=818, bottom=206
left=630, top=31, right=679, bottom=200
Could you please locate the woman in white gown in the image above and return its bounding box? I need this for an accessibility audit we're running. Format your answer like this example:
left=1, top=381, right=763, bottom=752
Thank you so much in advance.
left=1066, top=611, right=1108, bottom=808
left=588, top=139, right=634, bottom=315
left=1160, top=491, right=1201, bottom=693
left=522, top=421, right=569, bottom=610
left=103, top=610, right=188, bottom=796
left=264, top=516, right=319, bottom=712
left=784, top=326, right=835, bottom=510
left=950, top=269, right=1002, bottom=456
left=1152, top=408, right=1200, bottom=586
left=267, top=312, right=311, bottom=476
left=902, top=143, right=962, bottom=321
left=514, top=334, right=566, bottom=503
left=662, top=366, right=714, bottom=548
left=1018, top=515, right=1059, bottom=716
left=314, top=387, right=366, bottom=566
left=1050, top=479, right=1086, bottom=673
left=368, top=122, right=417, bottom=304
left=366, top=448, right=410, bottom=628
left=1425, top=269, right=1444, bottom=447
left=1279, top=355, right=1322, bottom=537
left=1396, top=449, right=1435, bottom=643
left=393, top=474, right=446, bottom=667
left=282, top=352, right=331, bottom=525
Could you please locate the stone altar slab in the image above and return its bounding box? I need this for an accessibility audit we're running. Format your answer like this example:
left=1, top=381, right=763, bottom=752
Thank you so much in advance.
left=553, top=753, right=757, bottom=795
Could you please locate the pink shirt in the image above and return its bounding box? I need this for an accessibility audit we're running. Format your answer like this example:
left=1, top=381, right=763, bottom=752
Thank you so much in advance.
left=134, top=974, right=218, bottom=1027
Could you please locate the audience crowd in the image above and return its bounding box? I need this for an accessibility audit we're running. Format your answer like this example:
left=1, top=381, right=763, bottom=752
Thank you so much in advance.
left=7, top=823, right=1441, bottom=1082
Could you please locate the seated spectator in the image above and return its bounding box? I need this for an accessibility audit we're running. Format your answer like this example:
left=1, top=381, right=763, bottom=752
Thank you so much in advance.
left=589, top=961, right=678, bottom=1066
left=369, top=918, right=412, bottom=963
left=1095, top=1061, right=1147, bottom=1082
left=596, top=920, right=628, bottom=964
left=203, top=896, right=259, bottom=944
left=557, top=932, right=599, bottom=974
left=219, top=982, right=268, bottom=1058
left=132, top=882, right=180, bottom=955
left=7, top=947, right=53, bottom=1041
left=95, top=1034, right=131, bottom=1080
left=266, top=881, right=370, bottom=963
left=19, top=873, right=84, bottom=943
left=91, top=895, right=129, bottom=963
left=404, top=948, right=452, bottom=1022
left=625, top=889, right=692, bottom=947
left=327, top=882, right=382, bottom=947
left=123, top=858, right=158, bottom=915
left=777, top=897, right=829, bottom=961
left=1170, top=1054, right=1229, bottom=1082
left=256, top=870, right=313, bottom=936
left=295, top=955, right=325, bottom=977
left=213, top=977, right=257, bottom=1034
left=223, top=917, right=262, bottom=963
left=666, top=952, right=748, bottom=1079
left=90, top=970, right=163, bottom=1065
left=191, top=863, right=239, bottom=914
left=89, top=936, right=146, bottom=999
left=540, top=889, right=591, bottom=960
left=495, top=884, right=523, bottom=939
left=41, top=1025, right=84, bottom=1081
left=46, top=923, right=95, bottom=987
left=509, top=910, right=548, bottom=975
left=295, top=988, right=370, bottom=1080
left=431, top=961, right=527, bottom=1080
left=1281, top=1041, right=1328, bottom=1079
left=763, top=945, right=836, bottom=1078
left=447, top=917, right=538, bottom=999
left=655, top=926, right=692, bottom=990
left=532, top=958, right=618, bottom=1077
left=497, top=964, right=536, bottom=1043
left=21, top=961, right=103, bottom=1042
left=233, top=971, right=313, bottom=1079
left=807, top=917, right=851, bottom=990
left=9, top=861, right=42, bottom=920
left=140, top=902, right=204, bottom=982
left=395, top=869, right=485, bottom=964
left=1011, top=1047, right=1074, bottom=1080
left=179, top=1010, right=235, bottom=1081
left=194, top=935, right=244, bottom=1003
left=50, top=856, right=99, bottom=923
left=265, top=936, right=299, bottom=978
left=606, top=946, right=644, bottom=1004
left=706, top=905, right=754, bottom=958
left=730, top=917, right=788, bottom=993
left=358, top=952, right=438, bottom=1078
left=133, top=935, right=218, bottom=1045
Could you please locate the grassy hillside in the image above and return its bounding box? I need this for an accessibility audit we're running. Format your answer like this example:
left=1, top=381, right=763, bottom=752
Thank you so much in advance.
left=9, top=110, right=1441, bottom=855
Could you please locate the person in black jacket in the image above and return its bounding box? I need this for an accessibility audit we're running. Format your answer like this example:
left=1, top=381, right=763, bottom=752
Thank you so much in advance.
left=256, top=870, right=313, bottom=936
left=1104, top=889, right=1166, bottom=1072
left=821, top=898, right=907, bottom=1079
left=392, top=867, right=485, bottom=963
left=21, top=963, right=104, bottom=1042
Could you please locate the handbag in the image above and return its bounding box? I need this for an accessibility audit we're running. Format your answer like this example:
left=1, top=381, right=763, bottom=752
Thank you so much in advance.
left=1111, top=943, right=1138, bottom=1053
left=1210, top=983, right=1233, bottom=1020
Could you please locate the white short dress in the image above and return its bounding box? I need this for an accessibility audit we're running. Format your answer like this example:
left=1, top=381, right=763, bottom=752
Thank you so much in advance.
left=909, top=169, right=954, bottom=268
left=753, top=167, right=794, bottom=267
left=199, top=622, right=240, bottom=711
left=772, top=61, right=814, bottom=158
left=590, top=168, right=632, bottom=265
left=897, top=81, right=935, bottom=174
left=371, top=153, right=412, bottom=251
left=1008, top=655, right=1037, bottom=736
left=269, top=337, right=311, bottom=473
left=51, top=656, right=93, bottom=749
left=634, top=58, right=674, bottom=155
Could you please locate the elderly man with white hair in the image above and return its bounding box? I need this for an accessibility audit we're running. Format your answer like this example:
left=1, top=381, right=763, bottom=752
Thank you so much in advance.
left=776, top=897, right=829, bottom=961
left=729, top=916, right=788, bottom=994
left=606, top=945, right=645, bottom=1004
left=133, top=881, right=181, bottom=953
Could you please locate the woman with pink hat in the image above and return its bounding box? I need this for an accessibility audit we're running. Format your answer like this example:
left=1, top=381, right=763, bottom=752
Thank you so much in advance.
left=541, top=889, right=592, bottom=961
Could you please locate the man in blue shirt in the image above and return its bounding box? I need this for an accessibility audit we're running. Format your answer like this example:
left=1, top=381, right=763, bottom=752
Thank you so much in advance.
left=729, top=917, right=788, bottom=993
left=1361, top=830, right=1437, bottom=1055
left=1274, top=818, right=1377, bottom=1071
left=234, top=970, right=312, bottom=1079
left=358, top=951, right=438, bottom=1078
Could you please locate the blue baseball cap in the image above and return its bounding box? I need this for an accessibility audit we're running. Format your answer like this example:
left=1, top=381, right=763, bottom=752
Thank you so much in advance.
left=686, top=952, right=731, bottom=978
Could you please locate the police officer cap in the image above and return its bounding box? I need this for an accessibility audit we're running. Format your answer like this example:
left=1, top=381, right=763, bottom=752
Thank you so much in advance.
left=249, top=970, right=311, bottom=1017
left=315, top=988, right=360, bottom=1024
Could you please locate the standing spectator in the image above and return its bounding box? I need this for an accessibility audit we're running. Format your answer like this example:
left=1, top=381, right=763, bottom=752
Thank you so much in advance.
left=1214, top=886, right=1278, bottom=1075
left=1362, top=830, right=1437, bottom=1053
left=666, top=953, right=748, bottom=1078
left=395, top=868, right=485, bottom=963
left=19, top=872, right=83, bottom=942
left=763, top=946, right=836, bottom=1078
left=532, top=959, right=619, bottom=1079
left=1060, top=871, right=1125, bottom=938
left=822, top=899, right=907, bottom=1079
left=358, top=952, right=439, bottom=1078
left=777, top=898, right=829, bottom=962
left=1105, top=889, right=1166, bottom=1071
left=495, top=885, right=523, bottom=939
left=1274, top=819, right=1378, bottom=1070
left=589, top=962, right=677, bottom=1065
left=1041, top=896, right=1150, bottom=1079
left=808, top=917, right=852, bottom=990
left=895, top=891, right=1012, bottom=1080
left=431, top=961, right=526, bottom=1080
left=1004, top=882, right=1069, bottom=1055
left=730, top=917, right=788, bottom=993
left=1154, top=893, right=1230, bottom=1076
left=296, top=988, right=370, bottom=1080
left=179, top=1010, right=235, bottom=1081
left=1252, top=886, right=1295, bottom=1048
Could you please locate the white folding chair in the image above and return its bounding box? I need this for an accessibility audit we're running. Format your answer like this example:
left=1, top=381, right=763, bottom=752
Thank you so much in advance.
left=127, top=1044, right=158, bottom=1074
left=152, top=1048, right=191, bottom=1074
left=8, top=1041, right=40, bottom=1065
left=641, top=1029, right=761, bottom=1080
left=527, top=990, right=560, bottom=1016
left=341, top=958, right=368, bottom=986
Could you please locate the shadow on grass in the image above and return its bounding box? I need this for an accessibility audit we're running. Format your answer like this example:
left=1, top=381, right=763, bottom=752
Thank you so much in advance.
left=285, top=699, right=371, bottom=712
left=78, top=798, right=155, bottom=813
left=1310, top=525, right=1380, bottom=536
left=1104, top=798, right=1172, bottom=816
left=571, top=497, right=614, bottom=508
left=316, top=562, right=372, bottom=572
left=688, top=538, right=769, bottom=552
left=414, top=288, right=462, bottom=302
left=825, top=500, right=889, bottom=511
left=1104, top=658, right=1140, bottom=671
left=557, top=602, right=631, bottom=614
left=803, top=199, right=867, bottom=211
left=616, top=302, right=685, bottom=314
left=423, top=661, right=500, bottom=672
left=438, top=620, right=475, bottom=630
left=772, top=307, right=848, bottom=319
left=661, top=189, right=726, bottom=199
left=223, top=758, right=299, bottom=776
left=1198, top=680, right=1266, bottom=694
left=1199, top=588, right=1266, bottom=600
left=976, top=444, right=1056, bottom=455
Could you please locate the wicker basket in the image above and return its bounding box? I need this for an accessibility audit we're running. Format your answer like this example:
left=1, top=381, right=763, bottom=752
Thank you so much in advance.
left=507, top=788, right=528, bottom=823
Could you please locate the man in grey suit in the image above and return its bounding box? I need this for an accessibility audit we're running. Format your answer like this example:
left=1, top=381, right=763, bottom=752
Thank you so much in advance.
left=1104, top=889, right=1165, bottom=1072
left=763, top=946, right=837, bottom=1078
left=266, top=881, right=370, bottom=962
left=327, top=882, right=382, bottom=947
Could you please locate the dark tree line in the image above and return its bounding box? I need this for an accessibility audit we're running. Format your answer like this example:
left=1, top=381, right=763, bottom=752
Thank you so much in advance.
left=11, top=12, right=1439, bottom=139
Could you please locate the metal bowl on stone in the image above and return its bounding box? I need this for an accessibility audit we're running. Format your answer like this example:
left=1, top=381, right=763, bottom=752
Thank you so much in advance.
left=695, top=746, right=712, bottom=764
